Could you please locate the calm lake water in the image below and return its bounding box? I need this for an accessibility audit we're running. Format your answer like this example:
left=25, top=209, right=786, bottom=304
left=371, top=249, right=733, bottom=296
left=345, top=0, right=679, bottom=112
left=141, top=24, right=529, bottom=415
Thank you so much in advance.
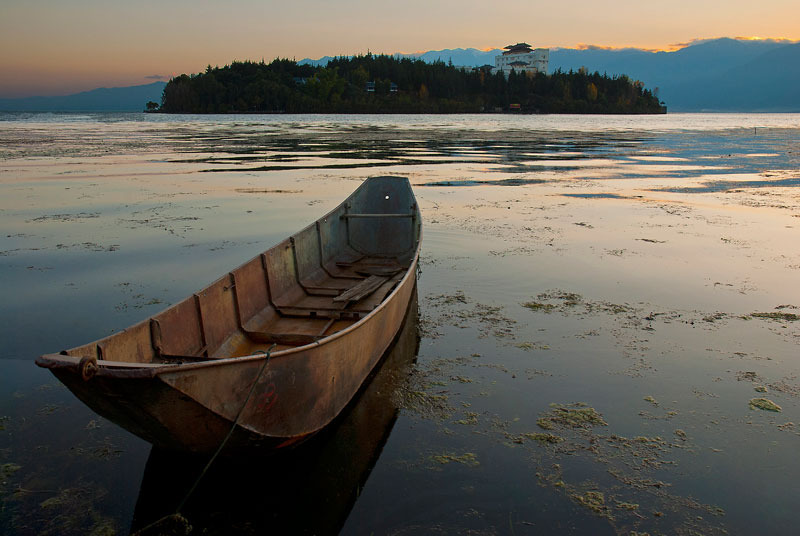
left=1, top=112, right=799, bottom=535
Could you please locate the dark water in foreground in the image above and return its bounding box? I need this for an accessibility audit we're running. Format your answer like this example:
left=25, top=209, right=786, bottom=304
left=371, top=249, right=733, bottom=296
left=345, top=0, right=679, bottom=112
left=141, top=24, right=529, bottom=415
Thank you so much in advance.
left=0, top=113, right=799, bottom=534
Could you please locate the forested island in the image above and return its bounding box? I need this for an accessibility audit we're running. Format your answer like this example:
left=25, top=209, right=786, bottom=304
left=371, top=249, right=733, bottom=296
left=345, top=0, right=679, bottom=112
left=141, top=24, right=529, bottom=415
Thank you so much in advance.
left=157, top=55, right=666, bottom=114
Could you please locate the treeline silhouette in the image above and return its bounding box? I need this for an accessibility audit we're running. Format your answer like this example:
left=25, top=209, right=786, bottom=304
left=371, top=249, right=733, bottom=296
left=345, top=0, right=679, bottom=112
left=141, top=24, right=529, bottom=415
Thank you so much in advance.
left=160, top=55, right=665, bottom=114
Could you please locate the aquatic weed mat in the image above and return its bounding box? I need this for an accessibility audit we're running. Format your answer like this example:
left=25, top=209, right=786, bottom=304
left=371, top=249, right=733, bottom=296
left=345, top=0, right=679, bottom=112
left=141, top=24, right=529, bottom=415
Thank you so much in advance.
left=0, top=370, right=144, bottom=536
left=390, top=284, right=800, bottom=534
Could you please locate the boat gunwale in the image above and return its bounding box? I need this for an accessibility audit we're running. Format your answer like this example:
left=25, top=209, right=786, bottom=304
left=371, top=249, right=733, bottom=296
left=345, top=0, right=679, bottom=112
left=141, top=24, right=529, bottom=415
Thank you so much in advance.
left=36, top=176, right=421, bottom=379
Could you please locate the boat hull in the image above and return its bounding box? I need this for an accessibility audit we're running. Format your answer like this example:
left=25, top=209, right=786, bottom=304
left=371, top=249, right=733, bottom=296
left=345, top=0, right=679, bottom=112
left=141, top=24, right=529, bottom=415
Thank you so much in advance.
left=51, top=272, right=415, bottom=452
left=38, top=176, right=421, bottom=453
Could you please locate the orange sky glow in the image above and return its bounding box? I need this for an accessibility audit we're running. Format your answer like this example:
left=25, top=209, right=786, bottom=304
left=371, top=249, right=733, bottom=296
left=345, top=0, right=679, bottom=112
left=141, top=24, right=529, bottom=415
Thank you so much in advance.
left=1, top=0, right=798, bottom=97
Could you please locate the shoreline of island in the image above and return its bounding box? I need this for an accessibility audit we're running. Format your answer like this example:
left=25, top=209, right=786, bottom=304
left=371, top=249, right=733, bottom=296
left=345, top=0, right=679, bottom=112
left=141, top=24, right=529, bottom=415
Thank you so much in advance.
left=153, top=55, right=666, bottom=115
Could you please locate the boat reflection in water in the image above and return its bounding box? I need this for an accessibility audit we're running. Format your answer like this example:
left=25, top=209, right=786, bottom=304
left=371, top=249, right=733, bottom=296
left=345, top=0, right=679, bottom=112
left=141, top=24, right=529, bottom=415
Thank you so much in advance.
left=130, top=288, right=419, bottom=535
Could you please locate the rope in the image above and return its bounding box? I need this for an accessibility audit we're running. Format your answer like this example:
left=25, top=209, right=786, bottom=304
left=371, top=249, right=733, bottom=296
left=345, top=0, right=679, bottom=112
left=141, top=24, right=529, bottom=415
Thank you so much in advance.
left=133, top=344, right=277, bottom=535
left=177, top=343, right=277, bottom=512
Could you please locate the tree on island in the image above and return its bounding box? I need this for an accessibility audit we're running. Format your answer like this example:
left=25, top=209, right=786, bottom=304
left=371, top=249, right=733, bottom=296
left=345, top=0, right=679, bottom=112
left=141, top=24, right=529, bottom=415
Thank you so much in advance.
left=159, top=55, right=665, bottom=114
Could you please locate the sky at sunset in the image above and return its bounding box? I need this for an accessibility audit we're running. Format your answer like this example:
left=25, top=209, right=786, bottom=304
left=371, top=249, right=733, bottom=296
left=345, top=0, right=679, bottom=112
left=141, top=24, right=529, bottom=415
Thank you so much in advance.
left=1, top=0, right=798, bottom=98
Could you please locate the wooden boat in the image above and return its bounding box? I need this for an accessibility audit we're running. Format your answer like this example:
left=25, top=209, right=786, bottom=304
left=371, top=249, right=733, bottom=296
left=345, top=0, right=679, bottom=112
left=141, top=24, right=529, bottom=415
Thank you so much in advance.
left=36, top=176, right=421, bottom=452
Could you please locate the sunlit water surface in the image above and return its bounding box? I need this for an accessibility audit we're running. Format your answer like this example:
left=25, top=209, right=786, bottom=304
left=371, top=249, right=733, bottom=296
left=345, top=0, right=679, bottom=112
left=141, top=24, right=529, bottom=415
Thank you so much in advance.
left=1, top=112, right=799, bottom=535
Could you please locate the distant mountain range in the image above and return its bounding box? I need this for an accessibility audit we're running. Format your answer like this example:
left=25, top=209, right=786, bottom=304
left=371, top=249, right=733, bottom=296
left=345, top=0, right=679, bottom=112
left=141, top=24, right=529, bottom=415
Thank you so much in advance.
left=1, top=39, right=797, bottom=112
left=550, top=39, right=800, bottom=111
left=0, top=82, right=166, bottom=112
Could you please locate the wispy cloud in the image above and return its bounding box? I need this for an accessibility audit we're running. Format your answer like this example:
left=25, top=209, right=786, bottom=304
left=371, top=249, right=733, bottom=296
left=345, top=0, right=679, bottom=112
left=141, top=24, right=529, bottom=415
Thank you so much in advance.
left=145, top=74, right=168, bottom=80
left=575, top=43, right=619, bottom=51
left=668, top=36, right=799, bottom=51
left=667, top=37, right=719, bottom=50
left=568, top=43, right=665, bottom=53
left=733, top=35, right=798, bottom=43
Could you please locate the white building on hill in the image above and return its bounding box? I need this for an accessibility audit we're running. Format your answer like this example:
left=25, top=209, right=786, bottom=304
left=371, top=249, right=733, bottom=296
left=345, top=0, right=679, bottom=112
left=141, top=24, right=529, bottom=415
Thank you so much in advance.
left=493, top=43, right=549, bottom=76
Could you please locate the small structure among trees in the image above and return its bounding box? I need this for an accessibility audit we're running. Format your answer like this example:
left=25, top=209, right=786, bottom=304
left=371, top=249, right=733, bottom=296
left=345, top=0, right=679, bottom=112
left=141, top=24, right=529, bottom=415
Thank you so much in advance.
left=493, top=42, right=550, bottom=77
left=158, top=55, right=665, bottom=114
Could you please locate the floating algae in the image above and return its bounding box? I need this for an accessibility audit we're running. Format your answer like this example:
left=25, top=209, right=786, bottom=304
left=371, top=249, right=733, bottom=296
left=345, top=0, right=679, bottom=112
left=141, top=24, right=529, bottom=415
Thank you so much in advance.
left=450, top=376, right=473, bottom=384
left=37, top=485, right=117, bottom=536
left=537, top=403, right=608, bottom=430
left=397, top=389, right=452, bottom=420
left=521, top=301, right=557, bottom=313
left=454, top=412, right=479, bottom=426
left=570, top=490, right=612, bottom=518
left=431, top=452, right=479, bottom=467
left=423, top=292, right=517, bottom=340
left=751, top=312, right=799, bottom=322
left=515, top=341, right=550, bottom=351
left=749, top=398, right=782, bottom=412
left=522, top=432, right=563, bottom=444
left=536, top=418, right=555, bottom=430
left=1, top=462, right=21, bottom=478
left=632, top=436, right=664, bottom=443
left=644, top=396, right=659, bottom=406
left=37, top=404, right=62, bottom=416
left=522, top=291, right=641, bottom=323
left=536, top=291, right=583, bottom=307
left=533, top=427, right=728, bottom=534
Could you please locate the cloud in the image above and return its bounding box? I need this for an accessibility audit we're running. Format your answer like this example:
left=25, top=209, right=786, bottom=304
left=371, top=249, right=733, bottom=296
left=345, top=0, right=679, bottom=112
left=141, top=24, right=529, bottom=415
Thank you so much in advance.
left=668, top=36, right=800, bottom=51
left=571, top=36, right=800, bottom=54
left=572, top=43, right=666, bottom=52
left=667, top=38, right=715, bottom=50
left=733, top=36, right=799, bottom=43
left=575, top=43, right=618, bottom=51
left=145, top=74, right=168, bottom=80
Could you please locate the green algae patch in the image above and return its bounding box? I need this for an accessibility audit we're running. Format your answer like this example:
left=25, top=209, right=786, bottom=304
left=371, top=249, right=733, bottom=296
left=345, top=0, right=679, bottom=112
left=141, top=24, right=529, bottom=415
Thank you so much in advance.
left=633, top=436, right=657, bottom=442
left=571, top=490, right=611, bottom=518
left=523, top=432, right=564, bottom=444
left=1, top=463, right=21, bottom=478
left=538, top=403, right=608, bottom=430
left=749, top=398, right=782, bottom=412
left=37, top=486, right=118, bottom=536
left=751, top=312, right=799, bottom=322
left=431, top=452, right=479, bottom=467
left=754, top=386, right=768, bottom=393
left=396, top=386, right=453, bottom=420
left=548, top=292, right=583, bottom=306
left=643, top=396, right=658, bottom=406
left=450, top=375, right=473, bottom=384
left=536, top=418, right=555, bottom=430
left=454, top=412, right=479, bottom=425
left=516, top=341, right=550, bottom=351
left=521, top=301, right=557, bottom=313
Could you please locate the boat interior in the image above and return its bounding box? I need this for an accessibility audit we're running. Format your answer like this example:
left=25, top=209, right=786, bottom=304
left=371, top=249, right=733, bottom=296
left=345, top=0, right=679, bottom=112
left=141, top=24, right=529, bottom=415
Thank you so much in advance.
left=61, top=177, right=421, bottom=365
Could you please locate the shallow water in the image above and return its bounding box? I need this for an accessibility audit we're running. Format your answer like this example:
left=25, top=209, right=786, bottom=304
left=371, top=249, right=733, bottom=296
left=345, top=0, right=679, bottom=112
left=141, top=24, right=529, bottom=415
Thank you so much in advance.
left=1, top=112, right=799, bottom=535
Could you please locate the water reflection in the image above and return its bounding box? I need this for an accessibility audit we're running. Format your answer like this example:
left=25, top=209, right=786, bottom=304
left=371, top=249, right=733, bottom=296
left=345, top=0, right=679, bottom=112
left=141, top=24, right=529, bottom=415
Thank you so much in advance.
left=652, top=176, right=800, bottom=193
left=130, top=289, right=420, bottom=535
left=1, top=113, right=799, bottom=535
